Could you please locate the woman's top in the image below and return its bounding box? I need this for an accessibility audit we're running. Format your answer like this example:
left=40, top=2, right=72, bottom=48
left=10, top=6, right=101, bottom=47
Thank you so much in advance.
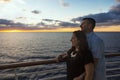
left=66, top=49, right=93, bottom=80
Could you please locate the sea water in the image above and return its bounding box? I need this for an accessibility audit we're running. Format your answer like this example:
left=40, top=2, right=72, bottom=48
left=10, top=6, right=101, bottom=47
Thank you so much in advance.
left=0, top=32, right=120, bottom=80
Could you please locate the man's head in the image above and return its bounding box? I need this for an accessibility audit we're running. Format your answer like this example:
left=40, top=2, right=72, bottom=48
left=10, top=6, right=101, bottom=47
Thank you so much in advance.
left=80, top=18, right=96, bottom=33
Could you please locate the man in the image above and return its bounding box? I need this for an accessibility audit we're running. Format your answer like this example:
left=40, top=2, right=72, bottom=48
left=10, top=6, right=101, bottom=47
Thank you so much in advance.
left=80, top=18, right=106, bottom=80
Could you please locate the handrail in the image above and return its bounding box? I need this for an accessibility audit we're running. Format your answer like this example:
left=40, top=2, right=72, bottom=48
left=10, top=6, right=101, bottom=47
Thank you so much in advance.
left=106, top=61, right=120, bottom=64
left=0, top=59, right=58, bottom=70
left=106, top=67, right=120, bottom=71
left=105, top=52, right=120, bottom=79
left=106, top=74, right=120, bottom=78
left=0, top=53, right=120, bottom=80
left=0, top=53, right=119, bottom=70
left=105, top=53, right=120, bottom=57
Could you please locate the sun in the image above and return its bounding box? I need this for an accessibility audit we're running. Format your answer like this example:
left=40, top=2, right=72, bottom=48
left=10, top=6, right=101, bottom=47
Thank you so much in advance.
left=8, top=30, right=20, bottom=32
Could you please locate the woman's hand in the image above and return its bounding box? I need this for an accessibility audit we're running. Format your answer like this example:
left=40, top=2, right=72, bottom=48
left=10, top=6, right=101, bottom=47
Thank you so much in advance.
left=73, top=73, right=85, bottom=80
left=73, top=76, right=81, bottom=80
left=56, top=53, right=67, bottom=62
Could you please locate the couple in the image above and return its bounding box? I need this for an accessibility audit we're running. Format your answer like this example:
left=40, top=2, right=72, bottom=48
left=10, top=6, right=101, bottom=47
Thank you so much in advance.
left=56, top=18, right=106, bottom=80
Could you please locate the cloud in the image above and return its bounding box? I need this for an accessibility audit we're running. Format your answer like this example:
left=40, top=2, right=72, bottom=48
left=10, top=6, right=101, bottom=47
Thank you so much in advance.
left=71, top=4, right=120, bottom=26
left=36, top=19, right=79, bottom=28
left=0, top=19, right=13, bottom=25
left=42, top=19, right=62, bottom=23
left=116, top=0, right=120, bottom=2
left=41, top=19, right=79, bottom=28
left=16, top=0, right=26, bottom=4
left=42, top=19, right=53, bottom=22
left=42, top=19, right=62, bottom=24
left=31, top=10, right=41, bottom=14
left=0, top=19, right=28, bottom=30
left=16, top=17, right=27, bottom=20
left=0, top=0, right=26, bottom=4
left=110, top=4, right=120, bottom=14
left=0, top=19, right=27, bottom=27
left=0, top=0, right=11, bottom=3
left=36, top=22, right=55, bottom=29
left=58, top=21, right=79, bottom=27
left=37, top=21, right=56, bottom=28
left=0, top=19, right=63, bottom=30
left=37, top=22, right=46, bottom=26
left=59, top=0, right=70, bottom=7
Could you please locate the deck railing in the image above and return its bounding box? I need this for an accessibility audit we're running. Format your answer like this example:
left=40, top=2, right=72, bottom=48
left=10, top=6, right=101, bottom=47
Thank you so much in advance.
left=0, top=53, right=120, bottom=80
left=105, top=53, right=120, bottom=80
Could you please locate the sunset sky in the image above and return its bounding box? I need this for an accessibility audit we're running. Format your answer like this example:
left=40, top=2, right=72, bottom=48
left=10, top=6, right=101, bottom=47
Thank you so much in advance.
left=0, top=0, right=120, bottom=32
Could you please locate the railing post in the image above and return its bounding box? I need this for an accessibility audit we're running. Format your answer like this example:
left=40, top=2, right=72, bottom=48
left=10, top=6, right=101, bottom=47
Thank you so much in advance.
left=14, top=68, right=18, bottom=80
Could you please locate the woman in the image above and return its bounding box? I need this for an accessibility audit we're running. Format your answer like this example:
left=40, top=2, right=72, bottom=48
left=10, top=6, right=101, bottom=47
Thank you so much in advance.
left=56, top=31, right=94, bottom=80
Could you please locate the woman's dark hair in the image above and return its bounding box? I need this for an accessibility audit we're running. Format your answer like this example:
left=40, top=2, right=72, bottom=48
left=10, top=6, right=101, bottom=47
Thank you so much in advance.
left=74, top=30, right=89, bottom=52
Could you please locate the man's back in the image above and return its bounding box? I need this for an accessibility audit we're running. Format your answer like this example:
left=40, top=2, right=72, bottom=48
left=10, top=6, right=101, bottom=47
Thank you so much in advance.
left=87, top=32, right=106, bottom=80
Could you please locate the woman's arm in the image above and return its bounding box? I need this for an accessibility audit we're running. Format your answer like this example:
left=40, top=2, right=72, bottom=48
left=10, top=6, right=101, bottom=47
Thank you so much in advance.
left=84, top=63, right=94, bottom=80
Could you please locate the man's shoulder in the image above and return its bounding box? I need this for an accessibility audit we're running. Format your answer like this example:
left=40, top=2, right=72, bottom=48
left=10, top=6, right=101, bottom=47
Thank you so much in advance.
left=92, top=33, right=102, bottom=40
left=92, top=33, right=104, bottom=43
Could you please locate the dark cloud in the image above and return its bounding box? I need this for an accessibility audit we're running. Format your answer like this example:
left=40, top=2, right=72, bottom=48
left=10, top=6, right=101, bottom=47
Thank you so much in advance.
left=41, top=19, right=79, bottom=27
left=0, top=19, right=29, bottom=30
left=55, top=20, right=62, bottom=22
left=0, top=19, right=60, bottom=30
left=59, top=0, right=70, bottom=7
left=0, top=19, right=13, bottom=25
left=42, top=19, right=53, bottom=22
left=61, top=3, right=69, bottom=7
left=109, top=4, right=120, bottom=15
left=12, top=22, right=27, bottom=27
left=116, top=0, right=120, bottom=2
left=16, top=17, right=27, bottom=20
left=37, top=22, right=46, bottom=26
left=71, top=4, right=120, bottom=26
left=58, top=21, right=79, bottom=27
left=72, top=12, right=119, bottom=23
left=42, top=19, right=62, bottom=22
left=0, top=19, right=28, bottom=29
left=37, top=21, right=57, bottom=29
left=0, top=18, right=80, bottom=31
left=31, top=10, right=40, bottom=14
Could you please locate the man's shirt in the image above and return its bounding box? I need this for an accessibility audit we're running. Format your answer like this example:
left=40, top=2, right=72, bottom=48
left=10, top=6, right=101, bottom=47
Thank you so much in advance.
left=87, top=32, right=106, bottom=80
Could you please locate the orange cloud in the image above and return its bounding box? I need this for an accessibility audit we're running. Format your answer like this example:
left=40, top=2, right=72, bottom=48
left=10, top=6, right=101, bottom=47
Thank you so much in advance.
left=0, top=0, right=11, bottom=2
left=0, top=27, right=80, bottom=32
left=0, top=26, right=119, bottom=32
left=94, top=25, right=120, bottom=32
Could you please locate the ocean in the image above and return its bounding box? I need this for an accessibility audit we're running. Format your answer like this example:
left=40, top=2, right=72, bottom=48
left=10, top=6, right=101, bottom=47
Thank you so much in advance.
left=0, top=32, right=120, bottom=80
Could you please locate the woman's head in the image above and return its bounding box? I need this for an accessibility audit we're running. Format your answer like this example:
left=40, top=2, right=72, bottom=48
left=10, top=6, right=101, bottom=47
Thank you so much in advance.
left=71, top=30, right=89, bottom=51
